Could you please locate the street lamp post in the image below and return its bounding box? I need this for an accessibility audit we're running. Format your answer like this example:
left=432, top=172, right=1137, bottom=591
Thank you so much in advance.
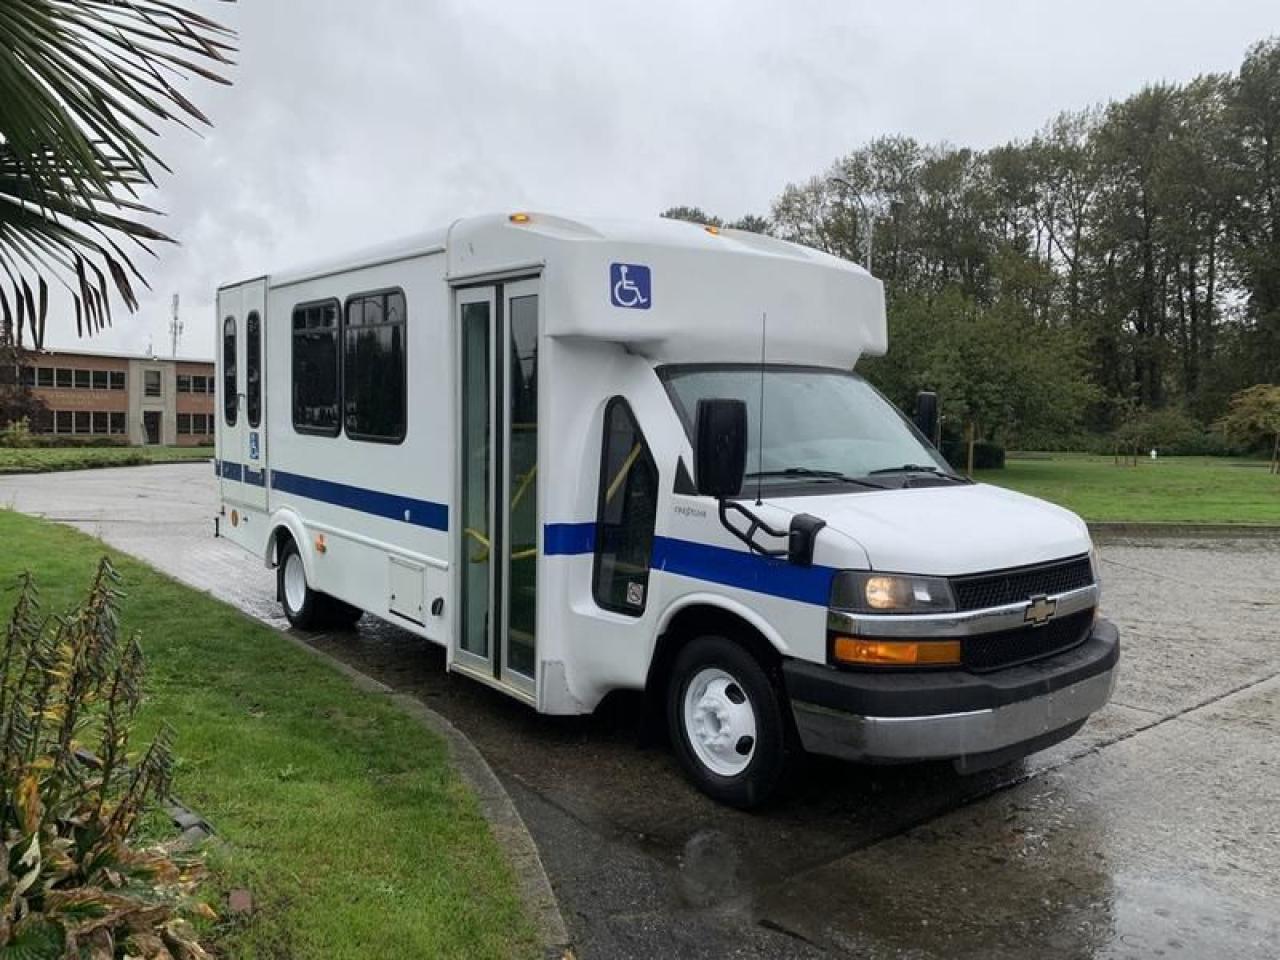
left=828, top=175, right=873, bottom=274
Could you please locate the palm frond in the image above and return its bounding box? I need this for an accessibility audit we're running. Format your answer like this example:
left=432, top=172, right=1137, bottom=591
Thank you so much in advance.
left=0, top=0, right=235, bottom=347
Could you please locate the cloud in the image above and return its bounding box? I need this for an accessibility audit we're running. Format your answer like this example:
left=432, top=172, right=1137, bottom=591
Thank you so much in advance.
left=42, top=0, right=1278, bottom=359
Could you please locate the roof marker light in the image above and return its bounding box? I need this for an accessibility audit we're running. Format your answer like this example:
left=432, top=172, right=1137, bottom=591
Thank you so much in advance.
left=509, top=212, right=531, bottom=224
left=704, top=224, right=721, bottom=235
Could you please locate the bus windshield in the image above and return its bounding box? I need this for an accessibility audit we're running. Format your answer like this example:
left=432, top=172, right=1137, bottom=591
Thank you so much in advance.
left=660, top=365, right=953, bottom=488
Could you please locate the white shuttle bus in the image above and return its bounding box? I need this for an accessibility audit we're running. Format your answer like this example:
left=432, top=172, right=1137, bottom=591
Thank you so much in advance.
left=215, top=213, right=1118, bottom=807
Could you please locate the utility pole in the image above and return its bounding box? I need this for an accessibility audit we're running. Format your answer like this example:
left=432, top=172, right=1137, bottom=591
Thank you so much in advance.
left=828, top=176, right=874, bottom=274
left=169, top=293, right=183, bottom=358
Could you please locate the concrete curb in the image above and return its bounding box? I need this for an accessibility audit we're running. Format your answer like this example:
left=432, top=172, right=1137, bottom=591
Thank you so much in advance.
left=1088, top=521, right=1280, bottom=539
left=273, top=628, right=572, bottom=958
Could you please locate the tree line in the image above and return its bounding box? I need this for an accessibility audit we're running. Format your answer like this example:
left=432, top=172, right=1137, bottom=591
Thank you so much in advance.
left=666, top=37, right=1280, bottom=456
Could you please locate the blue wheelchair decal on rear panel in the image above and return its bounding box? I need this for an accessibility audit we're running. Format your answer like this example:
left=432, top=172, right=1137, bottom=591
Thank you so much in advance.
left=610, top=263, right=651, bottom=309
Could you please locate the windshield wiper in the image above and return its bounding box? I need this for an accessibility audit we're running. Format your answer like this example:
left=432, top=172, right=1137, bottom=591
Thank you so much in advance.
left=868, top=464, right=971, bottom=484
left=743, top=467, right=888, bottom=490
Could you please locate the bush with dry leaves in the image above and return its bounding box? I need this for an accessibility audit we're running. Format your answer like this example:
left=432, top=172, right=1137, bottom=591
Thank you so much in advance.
left=1, top=559, right=211, bottom=959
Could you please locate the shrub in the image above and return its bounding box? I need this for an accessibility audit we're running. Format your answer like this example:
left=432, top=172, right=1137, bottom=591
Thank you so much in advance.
left=1, top=419, right=35, bottom=449
left=941, top=440, right=1006, bottom=470
left=0, top=560, right=210, bottom=958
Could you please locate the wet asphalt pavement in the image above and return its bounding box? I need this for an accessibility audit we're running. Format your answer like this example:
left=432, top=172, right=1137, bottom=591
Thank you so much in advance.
left=2, top=462, right=1278, bottom=959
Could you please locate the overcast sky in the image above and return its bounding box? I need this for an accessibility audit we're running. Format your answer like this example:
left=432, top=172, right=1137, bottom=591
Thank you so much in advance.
left=48, top=0, right=1279, bottom=359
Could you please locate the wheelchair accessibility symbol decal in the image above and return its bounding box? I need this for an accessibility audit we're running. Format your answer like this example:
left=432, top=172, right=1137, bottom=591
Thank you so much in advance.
left=610, top=263, right=651, bottom=309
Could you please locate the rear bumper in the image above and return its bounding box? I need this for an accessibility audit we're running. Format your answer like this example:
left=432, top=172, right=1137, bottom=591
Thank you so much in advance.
left=784, top=618, right=1119, bottom=765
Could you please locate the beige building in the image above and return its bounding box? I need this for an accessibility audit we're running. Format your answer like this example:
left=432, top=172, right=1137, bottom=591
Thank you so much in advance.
left=19, top=349, right=216, bottom=446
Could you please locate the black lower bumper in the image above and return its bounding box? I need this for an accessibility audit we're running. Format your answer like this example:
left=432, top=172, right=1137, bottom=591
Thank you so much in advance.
left=783, top=618, right=1120, bottom=764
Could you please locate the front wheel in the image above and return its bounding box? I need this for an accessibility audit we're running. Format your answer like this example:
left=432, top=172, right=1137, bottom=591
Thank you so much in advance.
left=667, top=635, right=790, bottom=809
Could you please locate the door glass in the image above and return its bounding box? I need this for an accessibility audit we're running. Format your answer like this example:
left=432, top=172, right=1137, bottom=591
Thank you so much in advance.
left=460, top=301, right=491, bottom=660
left=506, top=294, right=538, bottom=678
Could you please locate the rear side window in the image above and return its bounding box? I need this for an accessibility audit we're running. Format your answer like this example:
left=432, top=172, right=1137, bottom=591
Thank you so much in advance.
left=292, top=300, right=340, bottom=435
left=343, top=290, right=406, bottom=442
left=246, top=310, right=262, bottom=428
left=593, top=398, right=659, bottom=615
left=222, top=316, right=237, bottom=425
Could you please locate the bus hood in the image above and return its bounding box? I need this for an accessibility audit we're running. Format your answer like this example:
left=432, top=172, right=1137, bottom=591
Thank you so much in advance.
left=778, top=482, right=1092, bottom=576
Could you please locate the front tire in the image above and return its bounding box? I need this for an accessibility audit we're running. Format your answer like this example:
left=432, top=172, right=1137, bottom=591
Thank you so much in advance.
left=667, top=635, right=789, bottom=809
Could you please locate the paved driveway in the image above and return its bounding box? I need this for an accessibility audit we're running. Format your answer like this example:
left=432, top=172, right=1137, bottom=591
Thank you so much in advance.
left=3, top=463, right=1278, bottom=959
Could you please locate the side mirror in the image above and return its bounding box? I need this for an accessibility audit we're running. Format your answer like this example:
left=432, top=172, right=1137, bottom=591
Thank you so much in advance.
left=694, top=398, right=748, bottom=498
left=914, top=390, right=939, bottom=446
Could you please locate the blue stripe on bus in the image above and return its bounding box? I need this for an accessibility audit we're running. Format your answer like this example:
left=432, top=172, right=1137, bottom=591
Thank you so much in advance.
left=270, top=469, right=449, bottom=532
left=540, top=522, right=837, bottom=606
left=543, top=522, right=597, bottom=555
left=244, top=466, right=266, bottom=487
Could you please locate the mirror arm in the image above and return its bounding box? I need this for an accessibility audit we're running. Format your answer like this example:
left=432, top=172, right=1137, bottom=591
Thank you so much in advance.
left=717, top=499, right=789, bottom=557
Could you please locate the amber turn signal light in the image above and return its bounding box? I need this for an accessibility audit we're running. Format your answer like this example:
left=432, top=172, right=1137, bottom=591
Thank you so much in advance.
left=832, top=636, right=961, bottom=667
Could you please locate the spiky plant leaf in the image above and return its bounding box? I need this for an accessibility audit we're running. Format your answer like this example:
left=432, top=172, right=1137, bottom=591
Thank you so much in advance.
left=0, top=0, right=235, bottom=346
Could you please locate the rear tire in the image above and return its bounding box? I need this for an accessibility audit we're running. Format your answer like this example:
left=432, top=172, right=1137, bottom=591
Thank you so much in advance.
left=277, top=537, right=363, bottom=631
left=667, top=634, right=789, bottom=809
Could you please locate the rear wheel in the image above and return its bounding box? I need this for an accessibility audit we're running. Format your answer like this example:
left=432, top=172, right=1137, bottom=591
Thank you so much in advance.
left=277, top=537, right=362, bottom=630
left=667, top=635, right=789, bottom=809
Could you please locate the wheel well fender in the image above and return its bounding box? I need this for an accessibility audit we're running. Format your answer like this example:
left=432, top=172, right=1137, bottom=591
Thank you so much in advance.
left=647, top=594, right=787, bottom=700
left=265, top=510, right=313, bottom=578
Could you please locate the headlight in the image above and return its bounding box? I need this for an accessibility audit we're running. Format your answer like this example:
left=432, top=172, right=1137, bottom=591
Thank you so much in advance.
left=829, top=571, right=956, bottom=614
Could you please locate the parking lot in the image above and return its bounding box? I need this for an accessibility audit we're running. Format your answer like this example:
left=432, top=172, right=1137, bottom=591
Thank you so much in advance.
left=2, top=462, right=1278, bottom=959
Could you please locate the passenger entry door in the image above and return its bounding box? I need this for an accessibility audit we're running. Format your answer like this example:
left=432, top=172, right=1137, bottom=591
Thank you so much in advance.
left=454, top=280, right=540, bottom=697
left=216, top=279, right=268, bottom=511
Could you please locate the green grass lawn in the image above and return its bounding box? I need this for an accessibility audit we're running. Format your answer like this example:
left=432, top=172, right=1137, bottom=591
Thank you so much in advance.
left=976, top=454, right=1280, bottom=524
left=0, top=510, right=536, bottom=960
left=0, top=445, right=213, bottom=474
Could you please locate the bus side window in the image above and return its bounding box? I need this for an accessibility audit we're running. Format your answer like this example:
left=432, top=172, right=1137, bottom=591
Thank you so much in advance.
left=592, top=398, right=659, bottom=615
left=222, top=316, right=237, bottom=426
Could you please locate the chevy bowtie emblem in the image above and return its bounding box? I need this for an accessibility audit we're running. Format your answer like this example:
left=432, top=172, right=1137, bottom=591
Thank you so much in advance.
left=1024, top=594, right=1057, bottom=627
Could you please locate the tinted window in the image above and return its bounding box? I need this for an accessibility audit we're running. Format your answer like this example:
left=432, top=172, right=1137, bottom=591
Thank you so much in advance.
left=109, top=371, right=125, bottom=391
left=109, top=413, right=125, bottom=435
left=92, top=411, right=108, bottom=434
left=343, top=291, right=405, bottom=441
left=593, top=399, right=659, bottom=615
left=55, top=368, right=71, bottom=388
left=92, top=370, right=108, bottom=390
left=145, top=369, right=161, bottom=397
left=55, top=411, right=72, bottom=433
left=37, top=368, right=53, bottom=387
left=223, top=316, right=237, bottom=425
left=292, top=301, right=340, bottom=435
left=74, top=411, right=91, bottom=434
left=246, top=311, right=262, bottom=428
left=177, top=413, right=191, bottom=434
left=19, top=367, right=34, bottom=387
left=177, top=375, right=191, bottom=393
left=74, top=369, right=90, bottom=389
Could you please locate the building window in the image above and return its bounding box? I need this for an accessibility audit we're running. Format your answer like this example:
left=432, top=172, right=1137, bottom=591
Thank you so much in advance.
left=109, top=371, right=125, bottom=390
left=177, top=375, right=191, bottom=393
left=109, top=413, right=126, bottom=435
left=74, top=369, right=90, bottom=389
left=74, top=411, right=91, bottom=434
left=247, top=310, right=262, bottom=428
left=343, top=290, right=406, bottom=442
left=223, top=316, right=238, bottom=426
left=592, top=398, right=659, bottom=615
left=55, top=411, right=72, bottom=434
left=92, top=370, right=108, bottom=390
left=92, top=412, right=109, bottom=434
left=292, top=300, right=339, bottom=435
left=19, top=367, right=35, bottom=387
left=37, top=368, right=53, bottom=387
left=144, top=369, right=162, bottom=397
left=55, top=368, right=72, bottom=388
left=177, top=413, right=192, bottom=435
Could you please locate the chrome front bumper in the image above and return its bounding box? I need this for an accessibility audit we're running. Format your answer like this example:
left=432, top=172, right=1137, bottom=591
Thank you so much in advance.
left=785, top=618, right=1119, bottom=766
